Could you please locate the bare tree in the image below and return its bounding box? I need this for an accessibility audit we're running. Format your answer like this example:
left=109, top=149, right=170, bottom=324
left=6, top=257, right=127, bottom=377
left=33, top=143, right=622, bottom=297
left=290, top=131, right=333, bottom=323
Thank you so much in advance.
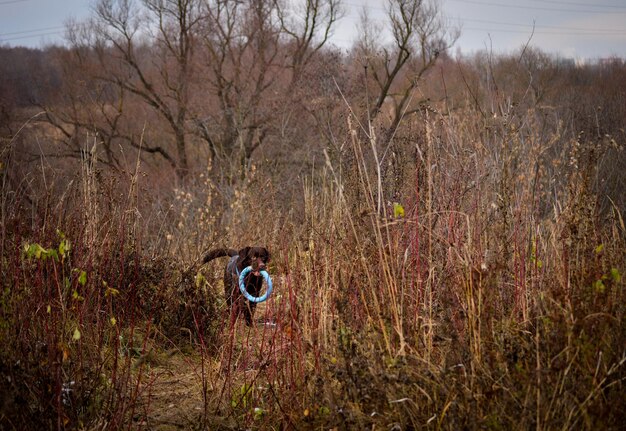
left=194, top=0, right=342, bottom=178
left=358, top=0, right=459, bottom=131
left=45, top=0, right=341, bottom=181
left=66, top=0, right=203, bottom=179
left=342, top=0, right=459, bottom=207
left=194, top=0, right=280, bottom=176
left=275, top=0, right=342, bottom=85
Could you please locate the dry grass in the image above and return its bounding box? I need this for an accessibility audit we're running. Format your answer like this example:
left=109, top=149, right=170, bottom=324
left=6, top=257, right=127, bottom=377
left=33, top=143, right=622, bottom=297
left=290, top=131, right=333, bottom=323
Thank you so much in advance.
left=1, top=102, right=625, bottom=430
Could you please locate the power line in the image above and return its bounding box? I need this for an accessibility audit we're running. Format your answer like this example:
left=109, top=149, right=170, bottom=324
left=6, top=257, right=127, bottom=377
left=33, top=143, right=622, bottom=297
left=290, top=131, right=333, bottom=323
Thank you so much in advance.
left=449, top=0, right=626, bottom=14
left=343, top=1, right=386, bottom=13
left=0, top=26, right=65, bottom=37
left=346, top=0, right=626, bottom=14
left=460, top=18, right=626, bottom=34
left=0, top=31, right=65, bottom=42
left=339, top=12, right=626, bottom=36
left=528, top=0, right=626, bottom=10
left=462, top=26, right=625, bottom=37
left=0, top=0, right=29, bottom=5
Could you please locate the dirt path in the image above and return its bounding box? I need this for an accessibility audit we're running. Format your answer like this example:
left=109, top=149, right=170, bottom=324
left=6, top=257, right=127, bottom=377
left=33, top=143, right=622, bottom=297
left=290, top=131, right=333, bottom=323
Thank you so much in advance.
left=132, top=353, right=207, bottom=430
left=131, top=316, right=291, bottom=430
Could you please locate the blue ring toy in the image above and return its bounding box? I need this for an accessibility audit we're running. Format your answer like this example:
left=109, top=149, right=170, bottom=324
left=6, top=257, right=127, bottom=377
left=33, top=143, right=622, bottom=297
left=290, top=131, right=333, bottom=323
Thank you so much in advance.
left=238, top=266, right=273, bottom=303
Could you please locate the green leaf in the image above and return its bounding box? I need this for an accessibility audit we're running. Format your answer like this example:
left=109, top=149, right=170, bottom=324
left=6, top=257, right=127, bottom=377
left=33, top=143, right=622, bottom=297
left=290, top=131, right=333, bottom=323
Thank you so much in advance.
left=25, top=243, right=59, bottom=261
left=78, top=271, right=87, bottom=286
left=105, top=286, right=120, bottom=297
left=594, top=279, right=606, bottom=293
left=58, top=239, right=70, bottom=258
left=253, top=407, right=264, bottom=420
left=24, top=243, right=45, bottom=259
left=232, top=383, right=251, bottom=408
left=610, top=268, right=622, bottom=283
left=44, top=249, right=59, bottom=261
left=72, top=328, right=81, bottom=341
left=393, top=202, right=405, bottom=218
left=195, top=272, right=206, bottom=289
left=594, top=244, right=604, bottom=254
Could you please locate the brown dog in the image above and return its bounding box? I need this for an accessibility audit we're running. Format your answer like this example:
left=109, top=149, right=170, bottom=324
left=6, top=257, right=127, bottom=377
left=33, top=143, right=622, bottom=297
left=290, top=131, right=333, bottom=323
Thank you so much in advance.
left=203, top=247, right=271, bottom=326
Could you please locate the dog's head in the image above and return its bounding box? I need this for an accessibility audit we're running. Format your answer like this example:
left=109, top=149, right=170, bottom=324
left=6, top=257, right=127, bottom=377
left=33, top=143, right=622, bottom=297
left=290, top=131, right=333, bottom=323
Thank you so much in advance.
left=238, top=246, right=270, bottom=276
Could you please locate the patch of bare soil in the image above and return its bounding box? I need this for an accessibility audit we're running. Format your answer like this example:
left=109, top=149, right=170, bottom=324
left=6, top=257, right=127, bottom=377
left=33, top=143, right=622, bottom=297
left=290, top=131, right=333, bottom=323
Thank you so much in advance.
left=132, top=353, right=207, bottom=430
left=128, top=297, right=293, bottom=430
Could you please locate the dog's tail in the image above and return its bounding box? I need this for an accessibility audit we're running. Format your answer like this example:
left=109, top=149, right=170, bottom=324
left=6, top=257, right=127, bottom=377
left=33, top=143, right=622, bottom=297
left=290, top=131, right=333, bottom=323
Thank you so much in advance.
left=202, top=248, right=238, bottom=264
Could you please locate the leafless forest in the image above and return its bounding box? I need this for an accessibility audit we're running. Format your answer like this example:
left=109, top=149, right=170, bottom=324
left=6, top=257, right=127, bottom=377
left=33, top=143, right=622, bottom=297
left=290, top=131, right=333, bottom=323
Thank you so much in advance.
left=1, top=0, right=625, bottom=429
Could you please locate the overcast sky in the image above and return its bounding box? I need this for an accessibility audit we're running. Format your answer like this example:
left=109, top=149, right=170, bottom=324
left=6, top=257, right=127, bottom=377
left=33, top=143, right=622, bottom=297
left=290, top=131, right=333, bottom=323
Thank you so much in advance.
left=1, top=0, right=626, bottom=60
